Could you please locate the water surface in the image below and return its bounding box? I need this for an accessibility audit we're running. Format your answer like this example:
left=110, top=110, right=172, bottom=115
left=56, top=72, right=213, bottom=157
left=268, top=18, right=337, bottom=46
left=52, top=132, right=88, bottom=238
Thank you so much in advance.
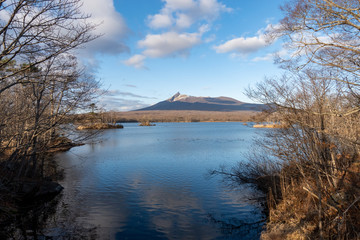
left=53, top=122, right=264, bottom=239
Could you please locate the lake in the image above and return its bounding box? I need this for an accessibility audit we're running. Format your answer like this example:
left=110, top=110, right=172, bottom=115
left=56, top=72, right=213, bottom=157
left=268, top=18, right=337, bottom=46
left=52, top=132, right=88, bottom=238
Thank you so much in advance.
left=48, top=122, right=264, bottom=239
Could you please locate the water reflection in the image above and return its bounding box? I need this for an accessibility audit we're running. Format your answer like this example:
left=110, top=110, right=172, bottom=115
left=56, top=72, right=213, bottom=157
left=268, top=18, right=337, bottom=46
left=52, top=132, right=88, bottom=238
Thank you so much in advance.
left=138, top=185, right=216, bottom=239
left=0, top=195, right=100, bottom=240
left=4, top=122, right=265, bottom=239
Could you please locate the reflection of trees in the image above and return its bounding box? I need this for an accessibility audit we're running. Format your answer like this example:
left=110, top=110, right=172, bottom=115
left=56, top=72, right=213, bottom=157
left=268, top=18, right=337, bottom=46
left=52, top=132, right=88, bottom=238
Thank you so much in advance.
left=0, top=195, right=99, bottom=240
left=134, top=177, right=264, bottom=239
left=208, top=169, right=269, bottom=238
left=207, top=214, right=264, bottom=239
left=133, top=180, right=219, bottom=239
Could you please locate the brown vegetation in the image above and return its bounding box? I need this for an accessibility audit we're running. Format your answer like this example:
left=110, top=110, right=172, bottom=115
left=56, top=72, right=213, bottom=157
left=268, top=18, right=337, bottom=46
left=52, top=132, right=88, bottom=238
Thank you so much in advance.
left=0, top=0, right=99, bottom=224
left=213, top=1, right=360, bottom=239
left=253, top=123, right=287, bottom=129
left=248, top=0, right=360, bottom=238
left=77, top=123, right=124, bottom=130
left=139, top=121, right=156, bottom=126
left=104, top=110, right=259, bottom=123
left=73, top=110, right=258, bottom=127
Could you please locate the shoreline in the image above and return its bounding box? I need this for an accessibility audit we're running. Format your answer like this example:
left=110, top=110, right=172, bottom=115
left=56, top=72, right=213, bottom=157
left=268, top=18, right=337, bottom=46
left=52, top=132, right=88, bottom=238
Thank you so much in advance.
left=1, top=122, right=265, bottom=239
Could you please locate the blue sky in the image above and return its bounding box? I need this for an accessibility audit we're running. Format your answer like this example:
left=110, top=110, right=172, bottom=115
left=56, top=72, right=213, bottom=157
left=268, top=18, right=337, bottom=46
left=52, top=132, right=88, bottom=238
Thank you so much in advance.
left=79, top=0, right=286, bottom=111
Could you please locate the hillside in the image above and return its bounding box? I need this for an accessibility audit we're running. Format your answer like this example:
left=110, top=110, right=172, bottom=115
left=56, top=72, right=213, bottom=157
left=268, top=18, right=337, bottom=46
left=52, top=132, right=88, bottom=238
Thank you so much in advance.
left=135, top=92, right=266, bottom=112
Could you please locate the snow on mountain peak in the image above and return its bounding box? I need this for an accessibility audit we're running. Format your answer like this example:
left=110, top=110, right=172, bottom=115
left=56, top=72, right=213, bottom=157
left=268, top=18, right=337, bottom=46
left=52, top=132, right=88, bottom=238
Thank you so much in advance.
left=174, top=94, right=188, bottom=101
left=168, top=92, right=189, bottom=102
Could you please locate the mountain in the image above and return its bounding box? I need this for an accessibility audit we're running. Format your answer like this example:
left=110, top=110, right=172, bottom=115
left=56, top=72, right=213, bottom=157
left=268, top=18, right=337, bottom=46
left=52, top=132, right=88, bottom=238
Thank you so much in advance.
left=135, top=92, right=266, bottom=112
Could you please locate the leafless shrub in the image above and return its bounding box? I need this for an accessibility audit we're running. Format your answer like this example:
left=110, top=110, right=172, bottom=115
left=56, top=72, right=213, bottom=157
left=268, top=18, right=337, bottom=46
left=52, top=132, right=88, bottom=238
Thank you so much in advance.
left=0, top=0, right=100, bottom=189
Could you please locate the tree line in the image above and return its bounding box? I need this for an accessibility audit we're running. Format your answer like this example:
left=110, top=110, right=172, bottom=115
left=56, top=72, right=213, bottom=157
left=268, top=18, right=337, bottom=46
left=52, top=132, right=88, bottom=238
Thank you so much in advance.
left=0, top=0, right=99, bottom=187
left=214, top=1, right=360, bottom=239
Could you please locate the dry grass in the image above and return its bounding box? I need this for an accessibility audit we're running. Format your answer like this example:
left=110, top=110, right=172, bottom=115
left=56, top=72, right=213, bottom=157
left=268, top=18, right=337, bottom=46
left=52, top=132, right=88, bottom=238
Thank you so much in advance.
left=112, top=110, right=259, bottom=123
left=76, top=123, right=123, bottom=130
left=139, top=120, right=155, bottom=126
left=261, top=160, right=360, bottom=240
left=253, top=123, right=288, bottom=128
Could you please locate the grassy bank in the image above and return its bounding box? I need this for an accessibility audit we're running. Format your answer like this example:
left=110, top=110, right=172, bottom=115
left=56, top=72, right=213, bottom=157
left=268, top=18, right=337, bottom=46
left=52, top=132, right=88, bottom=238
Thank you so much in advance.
left=75, top=110, right=259, bottom=124
left=218, top=124, right=360, bottom=239
left=76, top=123, right=124, bottom=130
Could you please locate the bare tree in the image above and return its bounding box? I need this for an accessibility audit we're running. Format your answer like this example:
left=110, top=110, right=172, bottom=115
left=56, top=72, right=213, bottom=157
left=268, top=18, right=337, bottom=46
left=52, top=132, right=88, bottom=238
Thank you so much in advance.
left=0, top=0, right=97, bottom=94
left=0, top=1, right=100, bottom=188
left=270, top=0, right=360, bottom=110
left=0, top=53, right=99, bottom=180
left=243, top=65, right=360, bottom=239
left=238, top=2, right=360, bottom=238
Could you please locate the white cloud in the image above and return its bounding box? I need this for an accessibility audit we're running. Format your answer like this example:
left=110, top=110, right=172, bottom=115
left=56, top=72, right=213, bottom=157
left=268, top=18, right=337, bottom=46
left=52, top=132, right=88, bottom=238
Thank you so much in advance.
left=252, top=48, right=289, bottom=62
left=148, top=12, right=173, bottom=29
left=123, top=55, right=147, bottom=69
left=175, top=13, right=193, bottom=29
left=205, top=34, right=216, bottom=43
left=79, top=0, right=129, bottom=58
left=166, top=0, right=197, bottom=10
left=124, top=28, right=204, bottom=68
left=147, top=0, right=231, bottom=30
left=99, top=90, right=157, bottom=111
left=198, top=24, right=210, bottom=34
left=252, top=52, right=274, bottom=62
left=0, top=0, right=130, bottom=62
left=125, top=0, right=230, bottom=69
left=104, top=90, right=156, bottom=99
left=198, top=0, right=230, bottom=19
left=138, top=31, right=202, bottom=58
left=214, top=24, right=279, bottom=56
left=214, top=35, right=267, bottom=54
left=123, top=84, right=137, bottom=88
left=100, top=97, right=149, bottom=111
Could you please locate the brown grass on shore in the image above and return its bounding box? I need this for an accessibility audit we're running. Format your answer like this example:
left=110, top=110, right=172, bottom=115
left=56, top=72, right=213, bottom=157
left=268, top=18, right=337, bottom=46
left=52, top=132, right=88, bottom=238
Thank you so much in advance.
left=253, top=123, right=288, bottom=129
left=112, top=110, right=259, bottom=123
left=76, top=123, right=124, bottom=130
left=139, top=120, right=156, bottom=126
left=261, top=160, right=360, bottom=240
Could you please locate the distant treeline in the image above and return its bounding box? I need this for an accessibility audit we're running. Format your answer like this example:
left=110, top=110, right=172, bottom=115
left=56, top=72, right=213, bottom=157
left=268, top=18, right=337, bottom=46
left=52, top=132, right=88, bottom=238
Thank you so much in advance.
left=74, top=110, right=259, bottom=124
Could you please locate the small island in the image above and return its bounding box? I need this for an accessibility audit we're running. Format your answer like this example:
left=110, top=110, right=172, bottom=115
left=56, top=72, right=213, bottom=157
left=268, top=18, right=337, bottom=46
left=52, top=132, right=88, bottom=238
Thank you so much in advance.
left=139, top=120, right=156, bottom=126
left=77, top=123, right=124, bottom=130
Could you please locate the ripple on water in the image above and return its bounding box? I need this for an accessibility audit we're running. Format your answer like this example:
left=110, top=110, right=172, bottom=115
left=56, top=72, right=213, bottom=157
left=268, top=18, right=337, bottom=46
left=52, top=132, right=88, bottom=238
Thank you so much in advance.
left=52, top=122, right=264, bottom=239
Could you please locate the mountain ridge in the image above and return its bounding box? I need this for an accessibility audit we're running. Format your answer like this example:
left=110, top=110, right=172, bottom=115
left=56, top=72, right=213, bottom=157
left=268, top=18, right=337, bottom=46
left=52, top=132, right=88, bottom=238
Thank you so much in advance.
left=135, top=92, right=266, bottom=112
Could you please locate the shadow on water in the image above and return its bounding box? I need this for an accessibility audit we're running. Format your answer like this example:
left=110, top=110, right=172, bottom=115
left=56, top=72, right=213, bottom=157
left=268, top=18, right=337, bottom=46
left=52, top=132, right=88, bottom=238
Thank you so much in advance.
left=0, top=194, right=99, bottom=240
left=207, top=214, right=265, bottom=240
left=0, top=179, right=265, bottom=240
left=0, top=181, right=265, bottom=240
left=115, top=227, right=168, bottom=240
left=205, top=184, right=266, bottom=240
